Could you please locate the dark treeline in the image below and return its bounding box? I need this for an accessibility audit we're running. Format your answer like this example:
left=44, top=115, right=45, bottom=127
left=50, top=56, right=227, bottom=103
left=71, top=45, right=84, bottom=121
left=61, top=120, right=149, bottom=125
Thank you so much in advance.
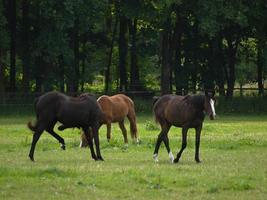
left=0, top=0, right=266, bottom=97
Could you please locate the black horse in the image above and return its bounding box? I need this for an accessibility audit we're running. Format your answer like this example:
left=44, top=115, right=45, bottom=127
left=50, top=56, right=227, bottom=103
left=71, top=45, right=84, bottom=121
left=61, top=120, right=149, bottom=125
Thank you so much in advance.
left=27, top=91, right=104, bottom=161
left=153, top=91, right=216, bottom=163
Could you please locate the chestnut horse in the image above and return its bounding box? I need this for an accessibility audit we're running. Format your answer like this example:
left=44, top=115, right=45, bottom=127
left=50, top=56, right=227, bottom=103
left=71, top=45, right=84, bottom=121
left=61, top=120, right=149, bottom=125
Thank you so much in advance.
left=80, top=94, right=138, bottom=147
left=153, top=91, right=216, bottom=163
left=27, top=91, right=104, bottom=161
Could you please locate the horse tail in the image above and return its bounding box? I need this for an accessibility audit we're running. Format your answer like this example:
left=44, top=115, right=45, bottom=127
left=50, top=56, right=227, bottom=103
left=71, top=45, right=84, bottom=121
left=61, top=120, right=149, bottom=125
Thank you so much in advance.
left=27, top=121, right=37, bottom=132
left=127, top=98, right=139, bottom=143
left=28, top=97, right=40, bottom=132
left=152, top=96, right=160, bottom=124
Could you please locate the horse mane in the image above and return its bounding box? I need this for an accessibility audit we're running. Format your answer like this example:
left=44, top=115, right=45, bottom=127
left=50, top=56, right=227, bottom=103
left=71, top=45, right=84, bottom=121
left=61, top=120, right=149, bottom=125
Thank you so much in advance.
left=184, top=94, right=205, bottom=110
left=78, top=93, right=96, bottom=100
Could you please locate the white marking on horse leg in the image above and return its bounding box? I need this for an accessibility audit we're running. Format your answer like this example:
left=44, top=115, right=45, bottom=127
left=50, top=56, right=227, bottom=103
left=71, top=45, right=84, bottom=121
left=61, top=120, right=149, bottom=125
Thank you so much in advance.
left=210, top=99, right=216, bottom=117
left=153, top=154, right=159, bottom=162
left=79, top=140, right=83, bottom=148
left=169, top=152, right=174, bottom=163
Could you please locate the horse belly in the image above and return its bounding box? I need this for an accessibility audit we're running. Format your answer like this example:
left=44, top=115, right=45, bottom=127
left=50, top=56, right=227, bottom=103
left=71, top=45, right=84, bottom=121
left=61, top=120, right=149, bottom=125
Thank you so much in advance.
left=57, top=108, right=88, bottom=128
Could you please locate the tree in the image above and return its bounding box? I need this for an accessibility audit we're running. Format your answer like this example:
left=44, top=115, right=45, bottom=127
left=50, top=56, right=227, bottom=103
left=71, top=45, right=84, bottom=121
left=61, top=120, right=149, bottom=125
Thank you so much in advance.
left=5, top=0, right=17, bottom=91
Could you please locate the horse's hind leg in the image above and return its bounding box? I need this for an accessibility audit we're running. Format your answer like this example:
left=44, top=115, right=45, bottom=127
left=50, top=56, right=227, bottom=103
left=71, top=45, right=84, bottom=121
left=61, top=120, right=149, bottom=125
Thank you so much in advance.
left=162, top=133, right=174, bottom=163
left=29, top=122, right=45, bottom=161
left=174, top=127, right=188, bottom=163
left=119, top=120, right=128, bottom=143
left=83, top=127, right=97, bottom=160
left=153, top=122, right=170, bottom=162
left=46, top=121, right=65, bottom=150
left=92, top=125, right=104, bottom=161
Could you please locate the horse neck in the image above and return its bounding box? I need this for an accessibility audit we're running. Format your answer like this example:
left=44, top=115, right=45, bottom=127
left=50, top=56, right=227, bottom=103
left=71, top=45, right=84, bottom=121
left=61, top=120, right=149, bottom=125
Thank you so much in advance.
left=188, top=95, right=205, bottom=112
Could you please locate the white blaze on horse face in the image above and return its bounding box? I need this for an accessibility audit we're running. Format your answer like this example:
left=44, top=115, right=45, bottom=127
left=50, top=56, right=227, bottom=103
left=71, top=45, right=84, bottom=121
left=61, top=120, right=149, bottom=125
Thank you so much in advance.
left=169, top=152, right=174, bottom=163
left=153, top=154, right=159, bottom=162
left=210, top=99, right=216, bottom=117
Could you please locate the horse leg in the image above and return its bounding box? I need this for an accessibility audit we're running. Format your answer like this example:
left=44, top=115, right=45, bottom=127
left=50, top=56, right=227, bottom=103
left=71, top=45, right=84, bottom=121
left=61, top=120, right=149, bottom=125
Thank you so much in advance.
left=162, top=134, right=174, bottom=163
left=92, top=125, right=104, bottom=161
left=106, top=122, right=111, bottom=142
left=195, top=124, right=202, bottom=163
left=153, top=123, right=170, bottom=162
left=80, top=131, right=88, bottom=148
left=46, top=122, right=65, bottom=150
left=174, top=127, right=188, bottom=163
left=118, top=120, right=128, bottom=144
left=82, top=127, right=97, bottom=160
left=29, top=122, right=45, bottom=162
left=127, top=111, right=138, bottom=143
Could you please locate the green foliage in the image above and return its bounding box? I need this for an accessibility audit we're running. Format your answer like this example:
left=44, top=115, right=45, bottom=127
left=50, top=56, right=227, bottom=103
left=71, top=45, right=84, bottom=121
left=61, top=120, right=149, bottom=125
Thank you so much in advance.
left=0, top=0, right=266, bottom=95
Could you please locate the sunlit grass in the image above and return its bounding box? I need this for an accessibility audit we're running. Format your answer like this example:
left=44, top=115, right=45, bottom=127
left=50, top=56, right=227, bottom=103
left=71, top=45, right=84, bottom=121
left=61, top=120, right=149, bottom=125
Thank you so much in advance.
left=0, top=114, right=267, bottom=199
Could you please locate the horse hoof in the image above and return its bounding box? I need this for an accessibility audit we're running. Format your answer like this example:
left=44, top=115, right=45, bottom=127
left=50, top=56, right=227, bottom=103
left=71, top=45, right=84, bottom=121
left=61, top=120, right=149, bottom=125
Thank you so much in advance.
left=173, top=158, right=179, bottom=163
left=169, top=152, right=174, bottom=163
left=153, top=154, right=159, bottom=162
left=29, top=155, right=35, bottom=162
left=61, top=145, right=66, bottom=150
left=196, top=159, right=202, bottom=163
left=98, top=157, right=104, bottom=161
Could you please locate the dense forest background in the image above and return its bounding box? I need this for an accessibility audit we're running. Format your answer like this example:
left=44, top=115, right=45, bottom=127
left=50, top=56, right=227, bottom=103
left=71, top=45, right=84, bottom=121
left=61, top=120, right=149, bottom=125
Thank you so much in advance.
left=0, top=0, right=267, bottom=98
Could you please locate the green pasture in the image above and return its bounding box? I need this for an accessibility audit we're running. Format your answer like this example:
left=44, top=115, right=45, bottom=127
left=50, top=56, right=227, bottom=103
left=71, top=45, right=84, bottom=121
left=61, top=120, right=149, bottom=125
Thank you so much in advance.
left=0, top=113, right=267, bottom=199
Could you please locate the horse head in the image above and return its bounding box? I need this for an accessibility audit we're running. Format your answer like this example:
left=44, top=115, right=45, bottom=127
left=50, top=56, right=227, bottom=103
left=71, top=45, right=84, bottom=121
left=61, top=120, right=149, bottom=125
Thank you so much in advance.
left=204, top=90, right=216, bottom=120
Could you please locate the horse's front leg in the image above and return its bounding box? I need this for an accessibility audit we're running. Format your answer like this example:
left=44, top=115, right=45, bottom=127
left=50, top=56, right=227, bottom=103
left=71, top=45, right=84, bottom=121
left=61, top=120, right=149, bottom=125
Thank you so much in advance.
left=106, top=122, right=111, bottom=142
left=83, top=127, right=97, bottom=161
left=174, top=127, right=188, bottom=163
left=162, top=134, right=174, bottom=163
left=195, top=124, right=202, bottom=163
left=92, top=125, right=104, bottom=161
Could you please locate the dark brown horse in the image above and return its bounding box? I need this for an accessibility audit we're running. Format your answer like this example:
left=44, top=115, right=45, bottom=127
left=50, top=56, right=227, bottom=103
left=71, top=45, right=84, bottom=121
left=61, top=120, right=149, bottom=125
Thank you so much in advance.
left=27, top=91, right=104, bottom=161
left=153, top=91, right=216, bottom=163
left=80, top=94, right=138, bottom=147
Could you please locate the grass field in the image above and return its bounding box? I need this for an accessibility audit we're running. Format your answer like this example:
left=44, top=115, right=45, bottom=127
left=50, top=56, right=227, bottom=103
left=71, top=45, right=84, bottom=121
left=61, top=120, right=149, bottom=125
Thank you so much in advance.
left=0, top=113, right=267, bottom=200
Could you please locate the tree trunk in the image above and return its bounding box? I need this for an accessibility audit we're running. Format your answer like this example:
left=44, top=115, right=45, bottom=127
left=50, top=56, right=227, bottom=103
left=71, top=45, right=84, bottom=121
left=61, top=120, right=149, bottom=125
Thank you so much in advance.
left=35, top=57, right=43, bottom=93
left=215, top=35, right=225, bottom=96
left=73, top=17, right=79, bottom=93
left=21, top=0, right=30, bottom=93
left=257, top=37, right=264, bottom=96
left=105, top=12, right=118, bottom=93
left=7, top=0, right=16, bottom=91
left=226, top=39, right=238, bottom=97
left=160, top=28, right=171, bottom=95
left=173, top=9, right=183, bottom=95
left=0, top=49, right=5, bottom=95
left=129, top=18, right=140, bottom=91
left=118, top=15, right=128, bottom=92
left=58, top=55, right=65, bottom=92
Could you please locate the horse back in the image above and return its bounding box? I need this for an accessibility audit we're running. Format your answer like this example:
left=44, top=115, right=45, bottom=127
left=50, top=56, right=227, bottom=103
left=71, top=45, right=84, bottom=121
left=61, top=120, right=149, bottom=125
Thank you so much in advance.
left=98, top=94, right=133, bottom=122
left=154, top=94, right=198, bottom=127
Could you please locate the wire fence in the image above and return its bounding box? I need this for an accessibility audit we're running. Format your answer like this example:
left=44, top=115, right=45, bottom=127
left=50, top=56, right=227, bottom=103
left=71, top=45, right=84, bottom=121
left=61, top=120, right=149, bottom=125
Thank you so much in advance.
left=0, top=88, right=266, bottom=115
